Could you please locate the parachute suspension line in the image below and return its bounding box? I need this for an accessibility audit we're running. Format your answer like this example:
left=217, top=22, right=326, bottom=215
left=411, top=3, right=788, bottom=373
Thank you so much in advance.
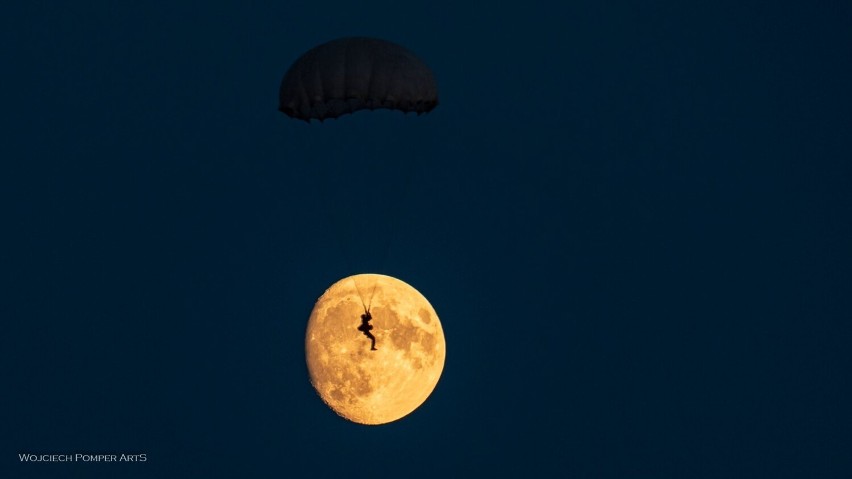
left=350, top=276, right=369, bottom=313
left=280, top=36, right=439, bottom=313
left=302, top=145, right=376, bottom=314
left=365, top=278, right=379, bottom=313
left=364, top=144, right=422, bottom=311
left=333, top=226, right=369, bottom=311
left=296, top=132, right=371, bottom=312
left=326, top=195, right=373, bottom=312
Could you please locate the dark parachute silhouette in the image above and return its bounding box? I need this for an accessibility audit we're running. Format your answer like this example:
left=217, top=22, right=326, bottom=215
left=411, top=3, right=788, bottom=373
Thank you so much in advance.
left=278, top=38, right=438, bottom=322
left=279, top=37, right=438, bottom=121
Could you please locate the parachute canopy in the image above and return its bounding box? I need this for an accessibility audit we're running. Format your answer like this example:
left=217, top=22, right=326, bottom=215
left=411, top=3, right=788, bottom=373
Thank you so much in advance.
left=279, top=37, right=439, bottom=121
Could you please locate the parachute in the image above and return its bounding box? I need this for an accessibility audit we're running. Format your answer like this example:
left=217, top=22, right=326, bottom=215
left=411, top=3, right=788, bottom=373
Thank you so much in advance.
left=279, top=37, right=439, bottom=121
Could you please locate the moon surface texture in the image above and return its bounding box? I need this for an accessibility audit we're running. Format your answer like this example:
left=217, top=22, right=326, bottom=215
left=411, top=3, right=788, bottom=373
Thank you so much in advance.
left=305, top=274, right=446, bottom=425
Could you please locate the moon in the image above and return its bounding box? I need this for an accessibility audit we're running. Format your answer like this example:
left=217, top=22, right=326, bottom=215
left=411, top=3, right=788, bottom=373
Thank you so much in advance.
left=305, top=273, right=446, bottom=425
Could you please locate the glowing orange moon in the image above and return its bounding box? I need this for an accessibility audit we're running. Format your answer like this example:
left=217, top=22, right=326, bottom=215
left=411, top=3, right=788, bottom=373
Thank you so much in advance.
left=305, top=274, right=446, bottom=425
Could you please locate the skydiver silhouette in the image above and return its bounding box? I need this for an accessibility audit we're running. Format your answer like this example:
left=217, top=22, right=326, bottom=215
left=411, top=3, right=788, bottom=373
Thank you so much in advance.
left=357, top=311, right=377, bottom=351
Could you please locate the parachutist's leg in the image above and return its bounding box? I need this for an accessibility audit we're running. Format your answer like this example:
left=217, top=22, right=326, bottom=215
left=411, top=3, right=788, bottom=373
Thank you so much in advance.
left=366, top=331, right=377, bottom=351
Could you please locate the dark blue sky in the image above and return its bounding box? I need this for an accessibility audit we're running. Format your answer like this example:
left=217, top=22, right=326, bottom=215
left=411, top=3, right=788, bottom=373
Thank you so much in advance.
left=2, top=1, right=851, bottom=478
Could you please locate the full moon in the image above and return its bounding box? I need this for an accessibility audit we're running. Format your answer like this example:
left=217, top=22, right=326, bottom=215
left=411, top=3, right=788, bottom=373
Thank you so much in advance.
left=305, top=274, right=446, bottom=425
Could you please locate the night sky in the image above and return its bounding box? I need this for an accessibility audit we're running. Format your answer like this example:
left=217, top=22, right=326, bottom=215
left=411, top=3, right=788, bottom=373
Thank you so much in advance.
left=3, top=2, right=852, bottom=478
